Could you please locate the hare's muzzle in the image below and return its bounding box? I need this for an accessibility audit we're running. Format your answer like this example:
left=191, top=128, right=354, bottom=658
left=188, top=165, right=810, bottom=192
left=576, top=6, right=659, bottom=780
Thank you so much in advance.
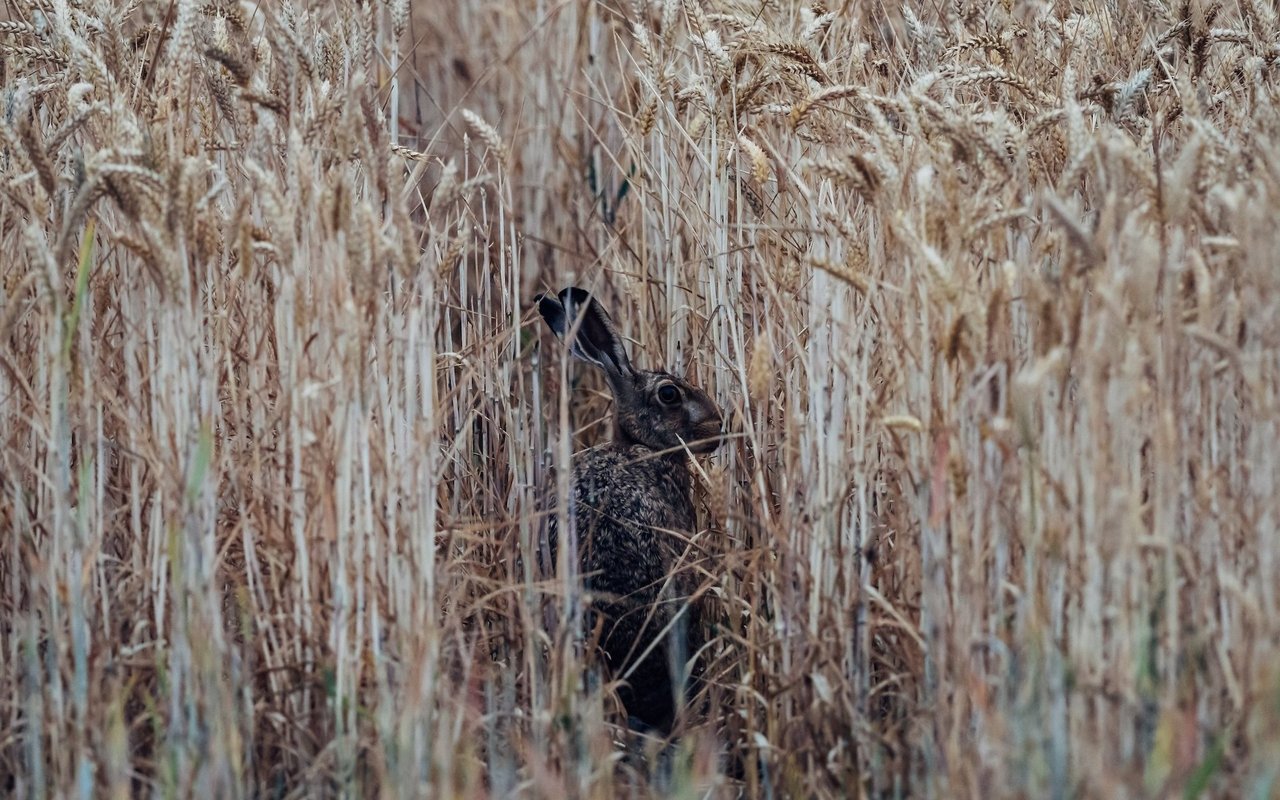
left=688, top=414, right=725, bottom=454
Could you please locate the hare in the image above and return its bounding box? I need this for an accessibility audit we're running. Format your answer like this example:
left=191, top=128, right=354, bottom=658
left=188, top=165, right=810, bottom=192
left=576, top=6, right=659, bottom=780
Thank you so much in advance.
left=536, top=287, right=723, bottom=734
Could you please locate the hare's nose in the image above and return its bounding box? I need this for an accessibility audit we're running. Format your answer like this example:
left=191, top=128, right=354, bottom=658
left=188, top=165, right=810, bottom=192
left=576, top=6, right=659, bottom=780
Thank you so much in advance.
left=690, top=403, right=719, bottom=426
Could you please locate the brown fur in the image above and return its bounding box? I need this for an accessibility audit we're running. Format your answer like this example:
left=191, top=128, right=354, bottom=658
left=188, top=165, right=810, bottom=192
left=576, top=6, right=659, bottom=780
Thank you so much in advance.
left=537, top=287, right=722, bottom=733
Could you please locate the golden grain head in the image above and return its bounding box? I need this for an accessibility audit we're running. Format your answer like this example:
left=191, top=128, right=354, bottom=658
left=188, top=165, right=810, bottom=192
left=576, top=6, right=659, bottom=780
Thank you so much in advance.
left=2, top=0, right=1278, bottom=797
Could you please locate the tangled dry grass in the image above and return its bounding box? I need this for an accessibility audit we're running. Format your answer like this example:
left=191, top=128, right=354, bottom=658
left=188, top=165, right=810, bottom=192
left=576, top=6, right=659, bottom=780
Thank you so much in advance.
left=3, top=0, right=1280, bottom=796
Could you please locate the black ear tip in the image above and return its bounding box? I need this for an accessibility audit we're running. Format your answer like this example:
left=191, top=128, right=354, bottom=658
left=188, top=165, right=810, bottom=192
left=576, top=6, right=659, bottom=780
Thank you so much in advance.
left=536, top=292, right=565, bottom=324
left=562, top=287, right=593, bottom=306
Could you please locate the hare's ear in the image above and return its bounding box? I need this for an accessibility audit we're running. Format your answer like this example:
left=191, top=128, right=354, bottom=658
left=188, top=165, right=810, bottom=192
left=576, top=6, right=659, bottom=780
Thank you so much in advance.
left=537, top=287, right=635, bottom=381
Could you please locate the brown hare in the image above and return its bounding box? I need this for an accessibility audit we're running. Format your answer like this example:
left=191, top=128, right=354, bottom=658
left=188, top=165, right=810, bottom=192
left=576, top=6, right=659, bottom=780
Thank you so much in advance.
left=537, top=287, right=723, bottom=734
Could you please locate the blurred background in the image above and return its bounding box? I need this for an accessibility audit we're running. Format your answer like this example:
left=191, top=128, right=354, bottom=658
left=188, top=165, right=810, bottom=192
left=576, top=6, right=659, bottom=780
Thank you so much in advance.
left=2, top=0, right=1279, bottom=796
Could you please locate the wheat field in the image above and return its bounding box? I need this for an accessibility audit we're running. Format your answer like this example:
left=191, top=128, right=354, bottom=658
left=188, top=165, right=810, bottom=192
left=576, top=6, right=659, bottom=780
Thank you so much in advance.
left=2, top=0, right=1279, bottom=797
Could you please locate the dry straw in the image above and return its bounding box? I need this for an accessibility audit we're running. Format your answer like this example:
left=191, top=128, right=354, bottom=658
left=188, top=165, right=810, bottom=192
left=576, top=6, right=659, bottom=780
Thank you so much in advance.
left=2, top=0, right=1279, bottom=797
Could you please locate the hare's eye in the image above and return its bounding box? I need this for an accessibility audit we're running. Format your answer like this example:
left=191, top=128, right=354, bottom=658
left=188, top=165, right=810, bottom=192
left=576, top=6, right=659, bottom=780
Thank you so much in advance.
left=657, top=384, right=681, bottom=405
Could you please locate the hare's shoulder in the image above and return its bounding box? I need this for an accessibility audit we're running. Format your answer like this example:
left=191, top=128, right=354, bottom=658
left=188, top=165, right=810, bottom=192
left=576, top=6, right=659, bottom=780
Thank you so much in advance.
left=571, top=444, right=695, bottom=526
left=572, top=444, right=689, bottom=489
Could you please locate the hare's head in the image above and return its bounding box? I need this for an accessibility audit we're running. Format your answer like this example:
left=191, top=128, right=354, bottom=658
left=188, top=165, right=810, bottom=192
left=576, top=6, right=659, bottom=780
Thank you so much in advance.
left=537, top=287, right=723, bottom=455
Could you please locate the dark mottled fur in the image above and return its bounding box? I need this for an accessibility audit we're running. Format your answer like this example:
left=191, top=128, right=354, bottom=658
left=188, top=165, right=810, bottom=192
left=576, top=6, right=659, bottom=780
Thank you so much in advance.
left=537, top=287, right=722, bottom=734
